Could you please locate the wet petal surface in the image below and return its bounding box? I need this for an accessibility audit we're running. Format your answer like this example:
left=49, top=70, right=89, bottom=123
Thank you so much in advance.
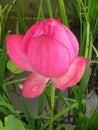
left=23, top=72, right=49, bottom=98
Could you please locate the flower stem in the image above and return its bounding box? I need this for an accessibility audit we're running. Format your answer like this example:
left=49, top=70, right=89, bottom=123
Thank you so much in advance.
left=85, top=21, right=90, bottom=58
left=40, top=100, right=86, bottom=130
left=49, top=83, right=55, bottom=130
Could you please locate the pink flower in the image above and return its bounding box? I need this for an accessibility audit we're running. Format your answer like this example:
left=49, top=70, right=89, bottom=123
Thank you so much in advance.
left=6, top=18, right=88, bottom=98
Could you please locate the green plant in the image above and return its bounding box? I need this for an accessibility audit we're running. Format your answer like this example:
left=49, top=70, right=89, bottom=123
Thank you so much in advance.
left=0, top=0, right=98, bottom=130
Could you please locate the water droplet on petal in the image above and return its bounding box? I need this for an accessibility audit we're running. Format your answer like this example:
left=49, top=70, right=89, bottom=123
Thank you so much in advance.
left=32, top=85, right=39, bottom=92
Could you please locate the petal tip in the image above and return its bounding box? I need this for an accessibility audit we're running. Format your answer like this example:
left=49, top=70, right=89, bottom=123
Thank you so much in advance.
left=22, top=73, right=48, bottom=98
left=52, top=56, right=89, bottom=90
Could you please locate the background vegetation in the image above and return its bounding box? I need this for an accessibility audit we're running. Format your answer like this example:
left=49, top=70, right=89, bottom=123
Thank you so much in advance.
left=0, top=0, right=98, bottom=129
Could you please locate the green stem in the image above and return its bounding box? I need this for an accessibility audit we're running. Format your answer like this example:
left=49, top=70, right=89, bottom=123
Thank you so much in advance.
left=85, top=21, right=90, bottom=58
left=40, top=99, right=86, bottom=130
left=58, top=0, right=69, bottom=27
left=36, top=0, right=43, bottom=21
left=46, top=0, right=53, bottom=18
left=49, top=83, right=55, bottom=130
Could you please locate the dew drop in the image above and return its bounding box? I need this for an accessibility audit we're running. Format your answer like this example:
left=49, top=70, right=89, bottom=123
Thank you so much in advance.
left=32, top=85, right=39, bottom=92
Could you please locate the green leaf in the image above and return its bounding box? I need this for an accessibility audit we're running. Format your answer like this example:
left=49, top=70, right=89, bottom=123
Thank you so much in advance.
left=0, top=120, right=4, bottom=130
left=58, top=0, right=69, bottom=26
left=4, top=115, right=25, bottom=130
left=7, top=60, right=23, bottom=74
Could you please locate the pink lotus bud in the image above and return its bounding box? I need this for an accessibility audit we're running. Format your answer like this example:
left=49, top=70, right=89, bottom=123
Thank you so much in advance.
left=6, top=18, right=88, bottom=98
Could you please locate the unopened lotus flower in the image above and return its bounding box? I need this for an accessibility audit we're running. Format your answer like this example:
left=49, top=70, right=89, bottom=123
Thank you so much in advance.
left=6, top=18, right=88, bottom=98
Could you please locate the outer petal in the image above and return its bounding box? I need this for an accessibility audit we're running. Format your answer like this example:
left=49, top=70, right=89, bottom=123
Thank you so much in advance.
left=6, top=34, right=32, bottom=71
left=42, top=19, right=79, bottom=63
left=23, top=73, right=49, bottom=98
left=52, top=57, right=89, bottom=90
left=23, top=18, right=79, bottom=63
left=28, top=35, right=70, bottom=78
left=22, top=21, right=44, bottom=53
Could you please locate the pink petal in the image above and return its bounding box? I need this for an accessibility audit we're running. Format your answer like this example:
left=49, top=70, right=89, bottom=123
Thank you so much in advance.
left=6, top=34, right=32, bottom=71
left=52, top=57, right=89, bottom=90
left=23, top=73, right=49, bottom=98
left=23, top=19, right=79, bottom=63
left=42, top=19, right=79, bottom=63
left=28, top=35, right=71, bottom=78
left=22, top=21, right=44, bottom=53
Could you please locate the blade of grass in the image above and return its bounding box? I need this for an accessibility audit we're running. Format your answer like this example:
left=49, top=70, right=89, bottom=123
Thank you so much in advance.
left=88, top=0, right=98, bottom=42
left=36, top=0, right=44, bottom=21
left=0, top=40, right=7, bottom=92
left=16, top=21, right=19, bottom=34
left=46, top=0, right=53, bottom=18
left=5, top=77, right=26, bottom=86
left=72, top=85, right=79, bottom=101
left=74, top=0, right=92, bottom=112
left=5, top=0, right=16, bottom=21
left=0, top=105, right=11, bottom=115
left=56, top=90, right=70, bottom=107
left=93, top=45, right=98, bottom=57
left=78, top=65, right=90, bottom=110
left=57, top=123, right=72, bottom=130
left=0, top=95, right=18, bottom=116
left=49, top=83, right=55, bottom=130
left=21, top=97, right=36, bottom=130
left=44, top=83, right=51, bottom=108
left=67, top=0, right=80, bottom=21
left=8, top=0, right=28, bottom=32
left=58, top=0, right=69, bottom=26
left=39, top=99, right=86, bottom=130
left=79, top=17, right=92, bottom=112
left=36, top=93, right=44, bottom=129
